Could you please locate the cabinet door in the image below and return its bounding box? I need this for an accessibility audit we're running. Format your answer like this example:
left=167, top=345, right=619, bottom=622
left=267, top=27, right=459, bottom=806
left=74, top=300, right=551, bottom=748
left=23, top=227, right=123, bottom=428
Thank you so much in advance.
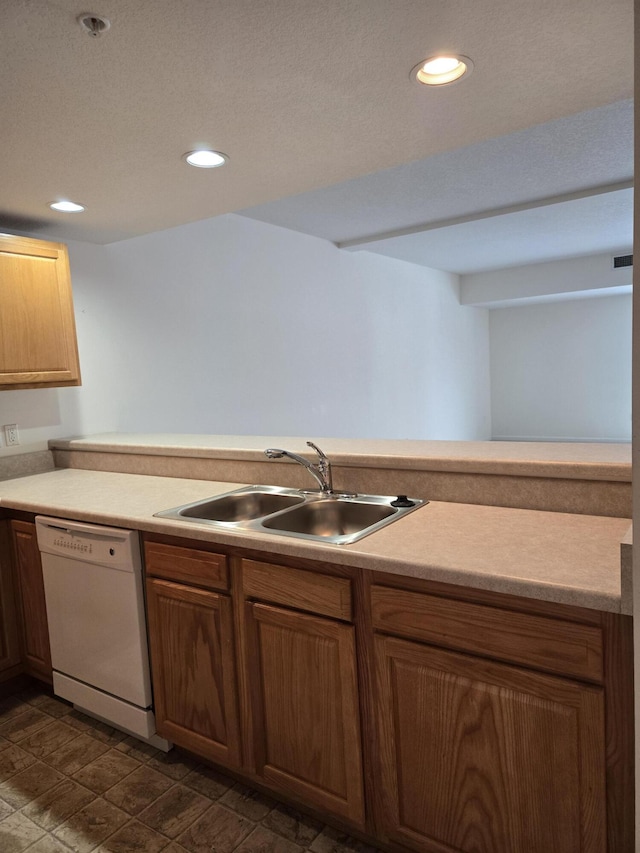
left=246, top=602, right=365, bottom=826
left=375, top=634, right=606, bottom=853
left=146, top=578, right=240, bottom=767
left=10, top=520, right=52, bottom=681
left=0, top=521, right=21, bottom=678
left=0, top=234, right=81, bottom=389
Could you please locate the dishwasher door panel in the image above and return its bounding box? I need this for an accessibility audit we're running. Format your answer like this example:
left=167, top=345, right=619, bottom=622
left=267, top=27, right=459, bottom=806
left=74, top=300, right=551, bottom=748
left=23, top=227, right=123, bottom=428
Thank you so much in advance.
left=42, top=553, right=152, bottom=708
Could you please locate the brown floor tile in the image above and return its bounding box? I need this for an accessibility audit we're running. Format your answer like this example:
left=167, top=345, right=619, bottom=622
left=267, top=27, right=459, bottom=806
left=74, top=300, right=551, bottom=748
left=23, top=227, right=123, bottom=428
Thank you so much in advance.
left=17, top=688, right=52, bottom=707
left=0, top=698, right=32, bottom=723
left=236, top=825, right=305, bottom=853
left=19, top=720, right=78, bottom=759
left=0, top=811, right=45, bottom=852
left=85, top=721, right=128, bottom=748
left=0, top=709, right=53, bottom=743
left=64, top=710, right=101, bottom=734
left=104, top=764, right=174, bottom=814
left=138, top=783, right=210, bottom=838
left=33, top=697, right=73, bottom=720
left=114, top=736, right=160, bottom=763
left=21, top=835, right=73, bottom=853
left=220, top=782, right=275, bottom=821
left=0, top=687, right=379, bottom=853
left=309, top=827, right=379, bottom=853
left=44, top=733, right=110, bottom=775
left=65, top=713, right=127, bottom=747
left=72, top=748, right=141, bottom=795
left=0, top=745, right=38, bottom=782
left=52, top=797, right=129, bottom=853
left=176, top=803, right=253, bottom=853
left=0, top=761, right=64, bottom=808
left=263, top=803, right=323, bottom=846
left=147, top=751, right=197, bottom=781
left=22, top=779, right=97, bottom=832
left=96, top=818, right=171, bottom=852
left=182, top=765, right=234, bottom=800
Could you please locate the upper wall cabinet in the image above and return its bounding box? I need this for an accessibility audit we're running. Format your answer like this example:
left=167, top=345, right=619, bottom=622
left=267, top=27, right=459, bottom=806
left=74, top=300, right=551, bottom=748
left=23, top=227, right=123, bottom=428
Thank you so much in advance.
left=0, top=234, right=81, bottom=389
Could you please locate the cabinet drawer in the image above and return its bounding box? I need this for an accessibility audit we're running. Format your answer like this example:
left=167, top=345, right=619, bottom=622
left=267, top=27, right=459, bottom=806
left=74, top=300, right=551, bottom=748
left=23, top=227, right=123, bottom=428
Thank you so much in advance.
left=371, top=584, right=603, bottom=683
left=243, top=559, right=352, bottom=621
left=144, top=541, right=228, bottom=591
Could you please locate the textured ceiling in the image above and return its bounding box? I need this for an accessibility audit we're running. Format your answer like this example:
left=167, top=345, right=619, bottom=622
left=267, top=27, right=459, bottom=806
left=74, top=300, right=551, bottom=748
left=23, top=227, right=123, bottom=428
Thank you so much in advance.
left=241, top=101, right=634, bottom=271
left=0, top=0, right=633, bottom=250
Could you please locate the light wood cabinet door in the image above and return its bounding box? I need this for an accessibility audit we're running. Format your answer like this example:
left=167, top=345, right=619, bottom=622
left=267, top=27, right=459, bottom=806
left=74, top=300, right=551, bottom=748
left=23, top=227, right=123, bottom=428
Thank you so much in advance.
left=246, top=602, right=365, bottom=827
left=145, top=577, right=241, bottom=767
left=374, top=634, right=606, bottom=853
left=10, top=520, right=52, bottom=681
left=0, top=234, right=81, bottom=389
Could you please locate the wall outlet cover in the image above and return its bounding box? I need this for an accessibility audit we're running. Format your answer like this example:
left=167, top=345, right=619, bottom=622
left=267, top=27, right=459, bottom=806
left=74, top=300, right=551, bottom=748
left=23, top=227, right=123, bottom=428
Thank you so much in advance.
left=4, top=424, right=20, bottom=446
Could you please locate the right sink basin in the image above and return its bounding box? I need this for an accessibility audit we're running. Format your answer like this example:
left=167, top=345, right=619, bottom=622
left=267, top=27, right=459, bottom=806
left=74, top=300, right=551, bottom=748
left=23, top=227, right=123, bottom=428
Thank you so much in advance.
left=261, top=499, right=396, bottom=542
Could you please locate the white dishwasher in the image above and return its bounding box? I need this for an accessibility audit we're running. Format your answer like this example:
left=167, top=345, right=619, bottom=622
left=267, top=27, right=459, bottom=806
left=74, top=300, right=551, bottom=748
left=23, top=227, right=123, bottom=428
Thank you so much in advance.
left=36, top=516, right=170, bottom=750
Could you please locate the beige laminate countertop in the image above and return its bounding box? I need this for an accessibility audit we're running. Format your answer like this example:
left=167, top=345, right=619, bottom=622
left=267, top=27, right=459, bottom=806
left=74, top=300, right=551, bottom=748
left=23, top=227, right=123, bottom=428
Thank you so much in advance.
left=49, top=434, right=632, bottom=481
left=0, top=468, right=631, bottom=614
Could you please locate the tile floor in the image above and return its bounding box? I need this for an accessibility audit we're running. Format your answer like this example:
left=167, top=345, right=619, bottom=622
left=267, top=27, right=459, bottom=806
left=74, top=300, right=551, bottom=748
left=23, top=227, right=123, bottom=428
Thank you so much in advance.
left=0, top=686, right=377, bottom=853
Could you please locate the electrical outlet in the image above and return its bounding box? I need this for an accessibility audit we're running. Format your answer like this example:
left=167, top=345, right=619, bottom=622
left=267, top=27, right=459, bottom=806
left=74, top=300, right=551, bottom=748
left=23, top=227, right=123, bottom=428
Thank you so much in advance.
left=4, top=424, right=20, bottom=446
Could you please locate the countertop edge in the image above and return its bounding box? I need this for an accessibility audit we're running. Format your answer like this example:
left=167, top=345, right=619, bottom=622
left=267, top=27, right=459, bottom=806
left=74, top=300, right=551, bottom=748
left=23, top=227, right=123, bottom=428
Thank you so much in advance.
left=0, top=468, right=629, bottom=616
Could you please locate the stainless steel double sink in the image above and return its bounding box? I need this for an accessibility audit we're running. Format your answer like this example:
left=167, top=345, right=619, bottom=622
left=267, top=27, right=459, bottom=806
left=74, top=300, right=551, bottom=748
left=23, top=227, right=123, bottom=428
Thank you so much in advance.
left=155, top=485, right=425, bottom=545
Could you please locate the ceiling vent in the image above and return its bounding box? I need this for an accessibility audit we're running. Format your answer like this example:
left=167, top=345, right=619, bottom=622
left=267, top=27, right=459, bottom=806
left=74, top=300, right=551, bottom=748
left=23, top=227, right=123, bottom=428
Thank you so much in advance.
left=612, top=253, right=633, bottom=269
left=77, top=14, right=111, bottom=37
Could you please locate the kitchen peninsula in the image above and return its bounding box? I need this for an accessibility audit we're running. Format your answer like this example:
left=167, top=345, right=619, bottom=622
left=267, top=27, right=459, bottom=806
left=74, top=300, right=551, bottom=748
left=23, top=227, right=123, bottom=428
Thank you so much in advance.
left=0, top=434, right=633, bottom=853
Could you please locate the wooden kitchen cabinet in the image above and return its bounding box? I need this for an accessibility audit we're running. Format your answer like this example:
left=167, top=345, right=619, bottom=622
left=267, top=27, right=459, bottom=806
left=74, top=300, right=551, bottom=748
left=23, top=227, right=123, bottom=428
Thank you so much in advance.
left=241, top=558, right=365, bottom=827
left=10, top=520, right=52, bottom=681
left=0, top=521, right=21, bottom=681
left=0, top=234, right=81, bottom=389
left=369, top=580, right=618, bottom=853
left=144, top=543, right=241, bottom=768
left=140, top=535, right=631, bottom=853
left=374, top=634, right=606, bottom=853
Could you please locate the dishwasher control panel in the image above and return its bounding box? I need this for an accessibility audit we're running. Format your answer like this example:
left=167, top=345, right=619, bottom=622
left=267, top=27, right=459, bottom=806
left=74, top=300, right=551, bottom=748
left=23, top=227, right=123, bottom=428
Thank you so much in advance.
left=35, top=516, right=142, bottom=572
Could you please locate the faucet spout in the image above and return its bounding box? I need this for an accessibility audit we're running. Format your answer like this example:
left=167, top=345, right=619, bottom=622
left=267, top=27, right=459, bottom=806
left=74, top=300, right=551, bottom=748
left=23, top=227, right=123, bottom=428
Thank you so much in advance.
left=264, top=441, right=334, bottom=494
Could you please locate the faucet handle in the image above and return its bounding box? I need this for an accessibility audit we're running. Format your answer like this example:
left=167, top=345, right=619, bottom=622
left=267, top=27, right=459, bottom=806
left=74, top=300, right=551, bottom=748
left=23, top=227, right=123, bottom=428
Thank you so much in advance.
left=306, top=441, right=333, bottom=493
left=306, top=441, right=328, bottom=461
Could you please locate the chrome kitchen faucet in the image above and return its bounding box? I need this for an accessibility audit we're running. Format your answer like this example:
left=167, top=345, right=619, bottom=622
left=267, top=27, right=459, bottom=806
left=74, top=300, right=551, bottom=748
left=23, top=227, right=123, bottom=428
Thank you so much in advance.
left=264, top=441, right=334, bottom=495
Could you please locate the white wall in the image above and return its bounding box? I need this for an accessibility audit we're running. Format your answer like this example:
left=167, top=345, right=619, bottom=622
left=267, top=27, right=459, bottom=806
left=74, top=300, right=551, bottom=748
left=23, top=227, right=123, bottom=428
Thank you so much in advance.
left=461, top=252, right=633, bottom=307
left=0, top=239, right=120, bottom=454
left=102, top=215, right=491, bottom=440
left=490, top=293, right=632, bottom=441
left=0, top=214, right=492, bottom=451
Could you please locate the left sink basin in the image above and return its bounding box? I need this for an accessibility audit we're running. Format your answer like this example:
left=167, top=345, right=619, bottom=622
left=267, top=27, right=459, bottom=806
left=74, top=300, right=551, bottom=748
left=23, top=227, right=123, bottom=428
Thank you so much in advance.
left=156, top=486, right=305, bottom=523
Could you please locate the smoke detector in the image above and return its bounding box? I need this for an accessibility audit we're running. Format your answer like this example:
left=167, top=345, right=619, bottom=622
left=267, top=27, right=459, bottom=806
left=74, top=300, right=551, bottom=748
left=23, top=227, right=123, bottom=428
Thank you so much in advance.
left=77, top=14, right=111, bottom=37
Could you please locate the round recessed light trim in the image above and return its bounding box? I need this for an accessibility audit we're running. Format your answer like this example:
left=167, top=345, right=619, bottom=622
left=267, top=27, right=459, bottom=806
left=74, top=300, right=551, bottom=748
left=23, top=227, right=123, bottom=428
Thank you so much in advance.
left=49, top=200, right=86, bottom=213
left=411, top=54, right=473, bottom=86
left=183, top=150, right=229, bottom=168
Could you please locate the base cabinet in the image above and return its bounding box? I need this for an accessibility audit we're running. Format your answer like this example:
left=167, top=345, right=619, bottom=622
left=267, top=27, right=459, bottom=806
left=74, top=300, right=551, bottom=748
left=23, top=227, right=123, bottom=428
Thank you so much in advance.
left=245, top=601, right=365, bottom=826
left=145, top=576, right=241, bottom=767
left=374, top=634, right=606, bottom=853
left=10, top=520, right=52, bottom=681
left=141, top=536, right=631, bottom=853
left=0, top=521, right=21, bottom=679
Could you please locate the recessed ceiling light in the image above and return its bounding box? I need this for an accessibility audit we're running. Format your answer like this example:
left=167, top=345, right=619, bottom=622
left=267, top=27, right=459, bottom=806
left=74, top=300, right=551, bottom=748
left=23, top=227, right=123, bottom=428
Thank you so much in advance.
left=411, top=55, right=473, bottom=86
left=49, top=200, right=85, bottom=213
left=183, top=150, right=228, bottom=168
